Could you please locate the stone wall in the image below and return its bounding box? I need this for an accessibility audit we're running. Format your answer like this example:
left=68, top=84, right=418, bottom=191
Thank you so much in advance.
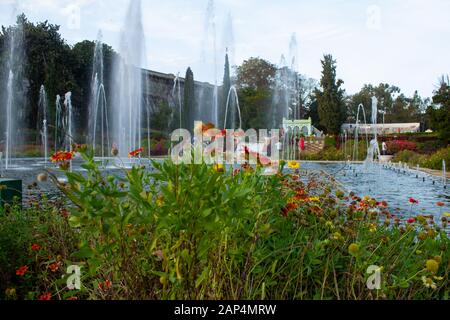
left=143, top=69, right=218, bottom=125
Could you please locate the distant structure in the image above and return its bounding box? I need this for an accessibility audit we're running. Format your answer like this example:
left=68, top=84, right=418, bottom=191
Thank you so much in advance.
left=283, top=118, right=323, bottom=137
left=341, top=123, right=421, bottom=135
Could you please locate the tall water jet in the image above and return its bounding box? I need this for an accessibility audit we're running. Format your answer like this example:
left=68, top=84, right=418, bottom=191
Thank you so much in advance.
left=55, top=95, right=64, bottom=151
left=444, top=160, right=447, bottom=189
left=288, top=33, right=299, bottom=119
left=201, top=0, right=219, bottom=126
left=111, top=0, right=145, bottom=157
left=171, top=73, right=182, bottom=130
left=38, top=85, right=49, bottom=166
left=64, top=92, right=74, bottom=151
left=89, top=31, right=110, bottom=158
left=1, top=19, right=25, bottom=169
left=5, top=71, right=14, bottom=169
left=271, top=55, right=290, bottom=128
left=221, top=12, right=235, bottom=69
left=365, top=97, right=380, bottom=163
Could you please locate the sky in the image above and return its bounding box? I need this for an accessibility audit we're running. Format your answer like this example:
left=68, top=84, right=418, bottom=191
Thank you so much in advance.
left=1, top=0, right=449, bottom=98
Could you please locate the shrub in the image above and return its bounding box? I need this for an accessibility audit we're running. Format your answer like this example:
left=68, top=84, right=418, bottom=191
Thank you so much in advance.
left=386, top=140, right=417, bottom=154
left=419, top=146, right=450, bottom=170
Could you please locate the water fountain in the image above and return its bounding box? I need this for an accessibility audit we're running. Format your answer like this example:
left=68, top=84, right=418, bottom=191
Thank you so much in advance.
left=55, top=95, right=65, bottom=151
left=5, top=71, right=14, bottom=169
left=64, top=92, right=74, bottom=151
left=89, top=31, right=110, bottom=158
left=444, top=160, right=447, bottom=189
left=353, top=103, right=369, bottom=162
left=38, top=85, right=49, bottom=166
left=111, top=0, right=145, bottom=157
left=365, top=97, right=381, bottom=163
left=223, top=86, right=242, bottom=130
left=172, top=73, right=182, bottom=130
left=2, top=22, right=25, bottom=169
left=201, top=0, right=220, bottom=127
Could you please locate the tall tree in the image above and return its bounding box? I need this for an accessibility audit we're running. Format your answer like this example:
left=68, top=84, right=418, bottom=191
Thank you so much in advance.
left=427, top=75, right=450, bottom=142
left=235, top=57, right=277, bottom=129
left=183, top=67, right=195, bottom=133
left=314, top=54, right=346, bottom=134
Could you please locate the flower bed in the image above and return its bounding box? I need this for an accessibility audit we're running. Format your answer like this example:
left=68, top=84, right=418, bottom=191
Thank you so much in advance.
left=0, top=150, right=448, bottom=300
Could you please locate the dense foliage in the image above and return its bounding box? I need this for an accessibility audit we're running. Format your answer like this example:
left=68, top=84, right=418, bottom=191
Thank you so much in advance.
left=0, top=15, right=115, bottom=144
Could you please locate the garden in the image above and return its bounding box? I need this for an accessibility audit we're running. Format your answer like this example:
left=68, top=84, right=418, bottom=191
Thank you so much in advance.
left=0, top=147, right=448, bottom=300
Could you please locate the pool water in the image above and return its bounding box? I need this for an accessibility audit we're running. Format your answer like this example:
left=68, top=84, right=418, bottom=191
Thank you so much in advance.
left=2, top=159, right=449, bottom=221
left=301, top=161, right=449, bottom=220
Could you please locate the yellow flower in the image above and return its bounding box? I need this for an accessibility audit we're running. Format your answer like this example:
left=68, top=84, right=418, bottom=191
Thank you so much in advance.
left=309, top=196, right=320, bottom=202
left=5, top=288, right=16, bottom=297
left=426, top=259, right=439, bottom=274
left=348, top=243, right=360, bottom=256
left=287, top=161, right=300, bottom=170
left=368, top=223, right=377, bottom=233
left=332, top=232, right=343, bottom=241
left=444, top=213, right=450, bottom=217
left=156, top=196, right=164, bottom=207
left=214, top=164, right=225, bottom=173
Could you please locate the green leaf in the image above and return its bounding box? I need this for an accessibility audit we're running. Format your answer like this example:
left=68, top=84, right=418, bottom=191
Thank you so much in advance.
left=72, top=247, right=95, bottom=259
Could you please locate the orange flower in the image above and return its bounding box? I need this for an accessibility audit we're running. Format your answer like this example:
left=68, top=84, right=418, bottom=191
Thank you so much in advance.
left=436, top=202, right=445, bottom=207
left=128, top=148, right=144, bottom=158
left=31, top=243, right=41, bottom=251
left=51, top=151, right=74, bottom=163
left=281, top=203, right=298, bottom=217
left=39, top=293, right=52, bottom=301
left=48, top=262, right=61, bottom=272
left=16, top=266, right=28, bottom=276
left=202, top=123, right=215, bottom=133
left=98, top=280, right=112, bottom=291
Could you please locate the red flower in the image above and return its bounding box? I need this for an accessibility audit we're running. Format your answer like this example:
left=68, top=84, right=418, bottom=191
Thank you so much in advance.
left=128, top=148, right=144, bottom=158
left=48, top=262, right=61, bottom=272
left=31, top=243, right=41, bottom=251
left=67, top=297, right=78, bottom=301
left=407, top=218, right=415, bottom=224
left=51, top=151, right=74, bottom=163
left=39, top=293, right=52, bottom=301
left=16, top=266, right=28, bottom=276
left=409, top=198, right=419, bottom=204
left=436, top=202, right=445, bottom=207
left=98, top=280, right=112, bottom=291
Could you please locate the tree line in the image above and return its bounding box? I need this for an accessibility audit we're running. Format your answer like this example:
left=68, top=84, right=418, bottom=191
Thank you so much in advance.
left=1, top=15, right=448, bottom=147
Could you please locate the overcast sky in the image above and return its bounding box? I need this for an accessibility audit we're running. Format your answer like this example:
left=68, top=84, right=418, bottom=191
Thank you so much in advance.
left=1, top=0, right=449, bottom=98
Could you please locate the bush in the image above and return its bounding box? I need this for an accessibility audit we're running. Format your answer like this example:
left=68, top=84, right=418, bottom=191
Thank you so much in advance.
left=386, top=140, right=417, bottom=154
left=393, top=150, right=425, bottom=165
left=420, top=146, right=450, bottom=170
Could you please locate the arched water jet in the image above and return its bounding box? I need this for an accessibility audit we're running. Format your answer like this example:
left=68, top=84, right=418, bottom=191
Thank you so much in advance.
left=223, top=86, right=242, bottom=130
left=353, top=103, right=369, bottom=161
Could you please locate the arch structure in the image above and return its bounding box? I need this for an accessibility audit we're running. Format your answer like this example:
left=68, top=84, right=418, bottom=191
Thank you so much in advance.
left=282, top=118, right=313, bottom=137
